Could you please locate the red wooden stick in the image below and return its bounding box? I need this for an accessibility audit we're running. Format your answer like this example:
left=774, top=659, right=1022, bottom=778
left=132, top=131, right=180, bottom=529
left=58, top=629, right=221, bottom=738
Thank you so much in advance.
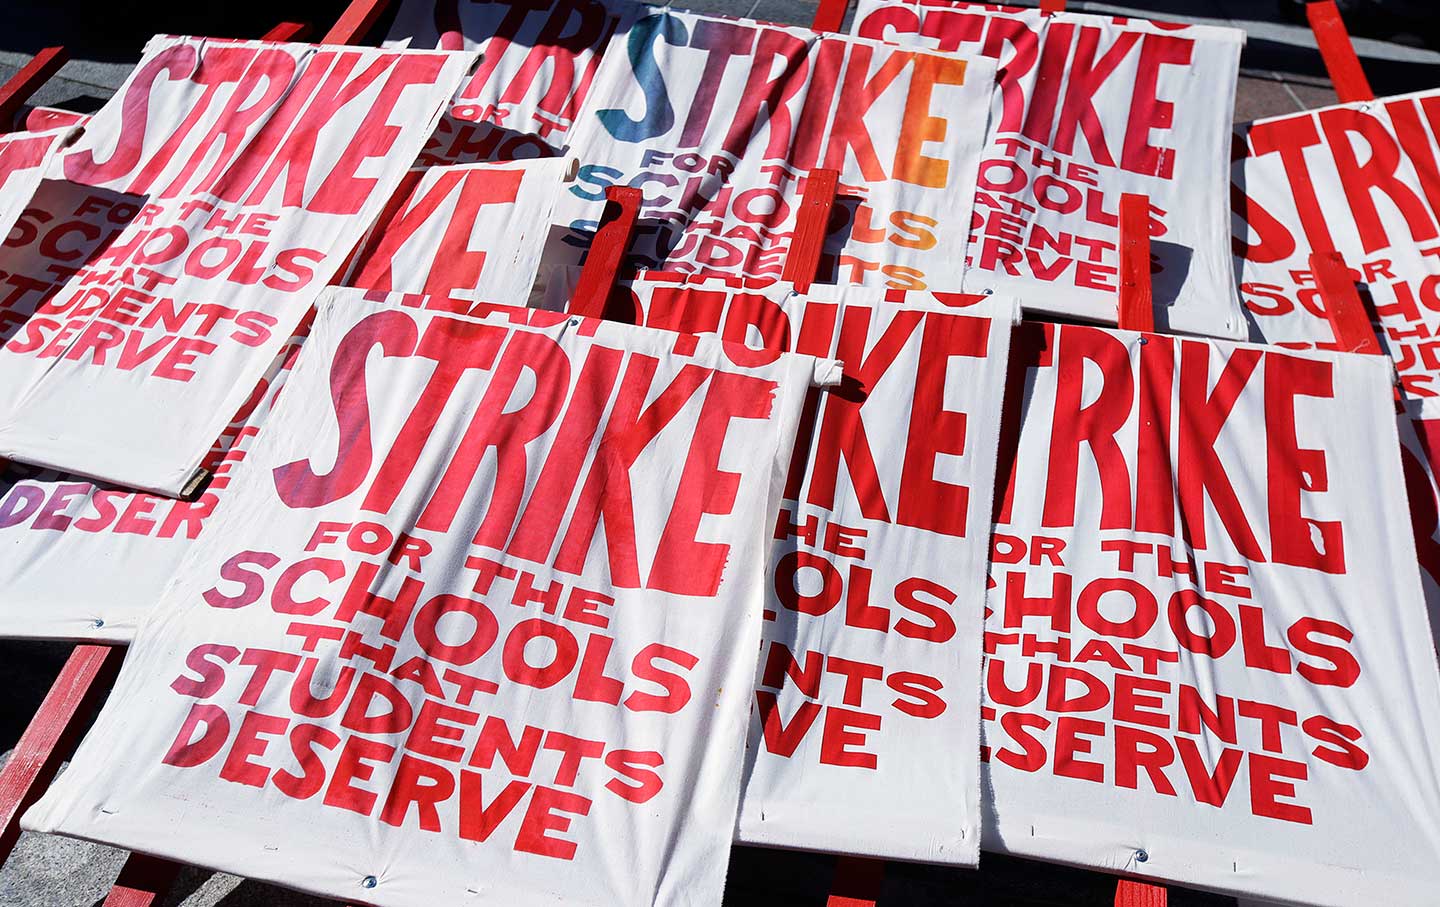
left=322, top=0, right=394, bottom=45
left=812, top=0, right=851, bottom=34
left=262, top=21, right=313, bottom=42
left=569, top=186, right=641, bottom=320
left=0, top=47, right=68, bottom=130
left=1115, top=193, right=1168, bottom=907
left=0, top=644, right=123, bottom=864
left=781, top=169, right=839, bottom=293
left=102, top=853, right=183, bottom=907
left=1115, top=878, right=1168, bottom=907
left=826, top=855, right=884, bottom=907
left=1306, top=1, right=1374, bottom=103
left=1118, top=193, right=1155, bottom=333
left=1310, top=251, right=1383, bottom=355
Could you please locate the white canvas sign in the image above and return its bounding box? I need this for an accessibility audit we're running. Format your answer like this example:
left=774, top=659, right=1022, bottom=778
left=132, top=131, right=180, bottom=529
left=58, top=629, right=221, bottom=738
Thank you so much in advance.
left=602, top=274, right=1015, bottom=862
left=555, top=9, right=996, bottom=292
left=854, top=0, right=1245, bottom=336
left=985, top=322, right=1440, bottom=906
left=25, top=288, right=830, bottom=907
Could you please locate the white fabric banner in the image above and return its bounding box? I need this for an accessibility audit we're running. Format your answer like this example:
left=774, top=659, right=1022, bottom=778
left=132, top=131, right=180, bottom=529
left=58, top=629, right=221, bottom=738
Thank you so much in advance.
left=384, top=0, right=639, bottom=164
left=344, top=158, right=570, bottom=302
left=555, top=9, right=996, bottom=292
left=853, top=0, right=1245, bottom=336
left=1234, top=88, right=1440, bottom=415
left=0, top=36, right=474, bottom=495
left=604, top=274, right=1015, bottom=862
left=25, top=288, right=828, bottom=907
left=984, top=322, right=1440, bottom=905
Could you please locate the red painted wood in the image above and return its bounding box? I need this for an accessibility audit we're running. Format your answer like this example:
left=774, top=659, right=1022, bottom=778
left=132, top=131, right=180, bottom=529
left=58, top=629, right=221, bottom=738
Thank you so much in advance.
left=0, top=47, right=67, bottom=129
left=827, top=855, right=884, bottom=907
left=1306, top=1, right=1374, bottom=103
left=102, top=853, right=183, bottom=907
left=569, top=186, right=641, bottom=320
left=1118, top=193, right=1154, bottom=333
left=1115, top=198, right=1168, bottom=907
left=1310, top=251, right=1383, bottom=355
left=0, top=644, right=123, bottom=864
left=812, top=0, right=851, bottom=34
left=1039, top=0, right=1066, bottom=14
left=262, top=21, right=313, bottom=42
left=321, top=0, right=393, bottom=45
left=781, top=169, right=839, bottom=293
left=1115, top=878, right=1168, bottom=907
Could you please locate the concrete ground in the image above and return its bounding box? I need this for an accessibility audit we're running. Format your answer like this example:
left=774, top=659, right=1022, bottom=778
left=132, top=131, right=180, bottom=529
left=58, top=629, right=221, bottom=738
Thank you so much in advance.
left=0, top=0, right=1434, bottom=904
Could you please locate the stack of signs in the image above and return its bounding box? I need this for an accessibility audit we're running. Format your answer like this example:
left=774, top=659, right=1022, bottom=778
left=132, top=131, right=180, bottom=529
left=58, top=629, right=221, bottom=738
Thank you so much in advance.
left=591, top=275, right=1017, bottom=863
left=343, top=158, right=572, bottom=301
left=556, top=8, right=997, bottom=291
left=24, top=289, right=836, bottom=907
left=385, top=0, right=639, bottom=164
left=987, top=322, right=1440, bottom=905
left=0, top=36, right=474, bottom=495
left=854, top=1, right=1246, bottom=337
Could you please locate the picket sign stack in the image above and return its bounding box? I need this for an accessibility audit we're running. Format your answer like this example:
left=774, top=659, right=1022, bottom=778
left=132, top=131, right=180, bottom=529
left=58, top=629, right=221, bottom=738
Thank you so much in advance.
left=0, top=1, right=1438, bottom=907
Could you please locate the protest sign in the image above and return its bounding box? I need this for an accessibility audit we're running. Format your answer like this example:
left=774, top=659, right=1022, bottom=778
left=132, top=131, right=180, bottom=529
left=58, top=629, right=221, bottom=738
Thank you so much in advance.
left=854, top=1, right=1246, bottom=337
left=0, top=35, right=474, bottom=496
left=598, top=274, right=1015, bottom=863
left=24, top=288, right=830, bottom=907
left=344, top=158, right=571, bottom=302
left=1234, top=88, right=1440, bottom=413
left=554, top=9, right=996, bottom=292
left=385, top=0, right=638, bottom=165
left=985, top=322, right=1440, bottom=905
